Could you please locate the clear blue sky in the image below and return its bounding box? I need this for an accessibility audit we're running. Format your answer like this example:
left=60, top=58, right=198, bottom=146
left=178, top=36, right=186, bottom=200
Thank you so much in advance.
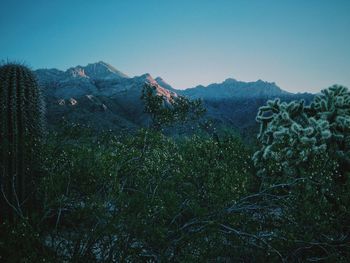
left=1, top=0, right=349, bottom=92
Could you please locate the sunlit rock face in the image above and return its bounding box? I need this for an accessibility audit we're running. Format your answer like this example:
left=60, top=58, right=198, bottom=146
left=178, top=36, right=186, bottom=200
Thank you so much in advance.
left=35, top=61, right=179, bottom=130
left=35, top=61, right=313, bottom=134
left=36, top=62, right=175, bottom=99
left=66, top=67, right=87, bottom=78
left=68, top=61, right=129, bottom=80
left=155, top=77, right=176, bottom=92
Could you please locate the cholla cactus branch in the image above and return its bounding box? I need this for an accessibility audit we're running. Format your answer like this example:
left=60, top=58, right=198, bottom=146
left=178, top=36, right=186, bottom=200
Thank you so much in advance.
left=253, top=85, right=350, bottom=177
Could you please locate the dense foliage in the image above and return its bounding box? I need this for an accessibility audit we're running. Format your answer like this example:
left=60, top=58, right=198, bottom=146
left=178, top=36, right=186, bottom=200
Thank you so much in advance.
left=1, top=70, right=349, bottom=262
left=141, top=84, right=206, bottom=129
left=253, top=85, right=350, bottom=261
left=1, top=127, right=254, bottom=262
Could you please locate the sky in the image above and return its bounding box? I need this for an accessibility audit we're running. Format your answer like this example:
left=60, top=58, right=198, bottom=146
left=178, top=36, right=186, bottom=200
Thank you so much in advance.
left=1, top=0, right=349, bottom=93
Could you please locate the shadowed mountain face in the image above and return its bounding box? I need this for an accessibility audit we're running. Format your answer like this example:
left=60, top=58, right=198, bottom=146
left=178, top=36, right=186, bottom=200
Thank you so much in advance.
left=180, top=78, right=291, bottom=99
left=35, top=62, right=177, bottom=131
left=35, top=61, right=314, bottom=134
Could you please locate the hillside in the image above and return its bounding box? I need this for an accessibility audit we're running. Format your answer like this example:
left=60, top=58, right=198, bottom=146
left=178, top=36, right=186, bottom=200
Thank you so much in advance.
left=35, top=61, right=314, bottom=134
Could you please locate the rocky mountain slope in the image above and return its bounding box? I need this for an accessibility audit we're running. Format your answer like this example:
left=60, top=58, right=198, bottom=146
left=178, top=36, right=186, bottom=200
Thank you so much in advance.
left=35, top=61, right=314, bottom=135
left=181, top=78, right=291, bottom=99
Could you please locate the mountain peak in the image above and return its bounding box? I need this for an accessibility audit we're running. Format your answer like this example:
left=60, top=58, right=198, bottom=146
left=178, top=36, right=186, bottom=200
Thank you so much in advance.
left=223, top=78, right=238, bottom=84
left=182, top=77, right=291, bottom=99
left=138, top=73, right=158, bottom=86
left=65, top=61, right=129, bottom=80
left=155, top=77, right=175, bottom=91
left=88, top=61, right=117, bottom=72
left=96, top=60, right=110, bottom=66
left=82, top=61, right=129, bottom=80
left=141, top=73, right=151, bottom=78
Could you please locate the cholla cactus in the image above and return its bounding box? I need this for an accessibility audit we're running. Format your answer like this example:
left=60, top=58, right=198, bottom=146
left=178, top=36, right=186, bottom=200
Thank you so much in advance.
left=0, top=63, right=45, bottom=220
left=253, top=85, right=350, bottom=177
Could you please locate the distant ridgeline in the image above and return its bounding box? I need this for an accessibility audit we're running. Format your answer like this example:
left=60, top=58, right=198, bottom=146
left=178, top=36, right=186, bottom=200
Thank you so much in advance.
left=35, top=61, right=314, bottom=137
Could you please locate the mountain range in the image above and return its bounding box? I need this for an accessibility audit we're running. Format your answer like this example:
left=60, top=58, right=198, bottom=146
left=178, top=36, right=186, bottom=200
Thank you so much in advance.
left=35, top=61, right=314, bottom=136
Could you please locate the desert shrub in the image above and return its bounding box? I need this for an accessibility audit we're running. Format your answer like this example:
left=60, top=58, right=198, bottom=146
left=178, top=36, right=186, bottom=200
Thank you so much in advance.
left=141, top=84, right=205, bottom=129
left=0, top=219, right=56, bottom=262
left=252, top=85, right=350, bottom=261
left=0, top=125, right=255, bottom=262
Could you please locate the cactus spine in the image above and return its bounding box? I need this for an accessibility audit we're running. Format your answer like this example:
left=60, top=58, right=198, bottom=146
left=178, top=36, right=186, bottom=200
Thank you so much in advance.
left=253, top=85, right=350, bottom=177
left=0, top=63, right=45, bottom=220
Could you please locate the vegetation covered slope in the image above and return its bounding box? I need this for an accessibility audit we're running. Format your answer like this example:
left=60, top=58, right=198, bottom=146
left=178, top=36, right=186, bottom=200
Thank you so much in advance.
left=1, top=64, right=349, bottom=262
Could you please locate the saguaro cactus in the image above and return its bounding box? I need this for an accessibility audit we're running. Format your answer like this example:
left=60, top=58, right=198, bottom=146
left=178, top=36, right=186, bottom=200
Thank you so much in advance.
left=0, top=63, right=45, bottom=220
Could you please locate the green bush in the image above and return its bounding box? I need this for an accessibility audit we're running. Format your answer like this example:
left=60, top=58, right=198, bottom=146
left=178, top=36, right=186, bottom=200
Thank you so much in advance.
left=252, top=85, right=350, bottom=261
left=141, top=84, right=205, bottom=129
left=2, top=83, right=349, bottom=262
left=1, top=126, right=251, bottom=262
